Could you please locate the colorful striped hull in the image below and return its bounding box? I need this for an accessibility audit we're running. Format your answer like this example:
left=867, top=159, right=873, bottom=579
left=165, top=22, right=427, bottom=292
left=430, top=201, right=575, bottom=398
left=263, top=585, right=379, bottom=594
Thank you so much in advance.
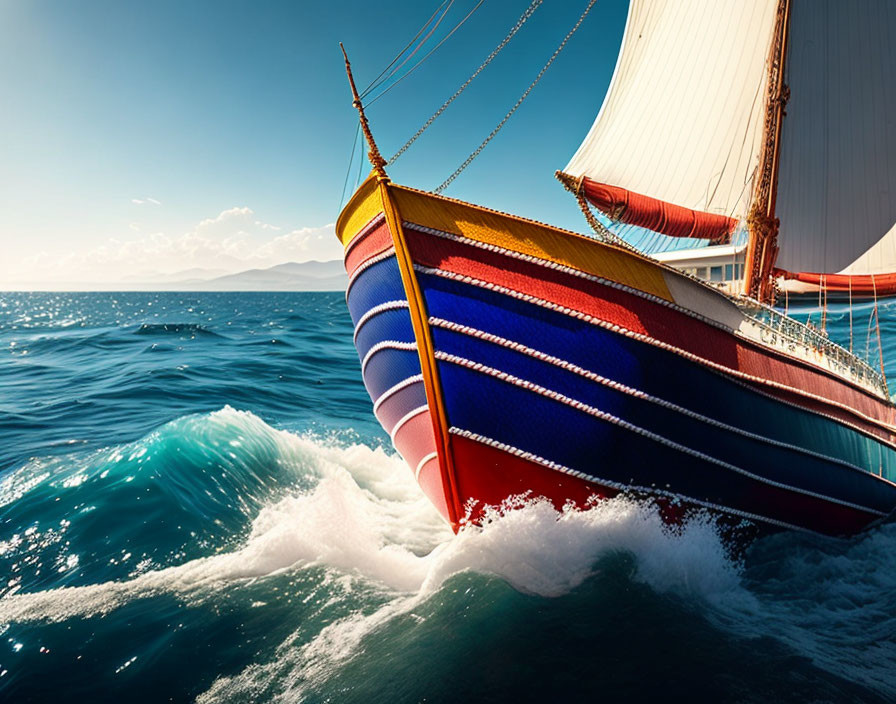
left=336, top=175, right=896, bottom=536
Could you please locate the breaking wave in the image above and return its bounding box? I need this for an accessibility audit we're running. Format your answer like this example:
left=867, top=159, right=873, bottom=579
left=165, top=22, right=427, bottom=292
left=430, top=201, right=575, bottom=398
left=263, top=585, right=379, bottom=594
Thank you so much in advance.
left=3, top=407, right=894, bottom=702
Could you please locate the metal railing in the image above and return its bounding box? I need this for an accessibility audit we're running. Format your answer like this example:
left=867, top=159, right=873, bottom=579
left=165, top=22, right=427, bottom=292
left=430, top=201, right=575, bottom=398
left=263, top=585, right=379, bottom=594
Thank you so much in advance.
left=736, top=297, right=888, bottom=396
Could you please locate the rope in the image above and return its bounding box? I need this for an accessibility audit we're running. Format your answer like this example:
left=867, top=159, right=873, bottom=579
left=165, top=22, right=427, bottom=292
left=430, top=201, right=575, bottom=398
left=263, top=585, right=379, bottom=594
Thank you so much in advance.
left=359, top=1, right=452, bottom=99
left=848, top=275, right=853, bottom=353
left=435, top=0, right=598, bottom=194
left=339, top=123, right=361, bottom=209
left=389, top=0, right=544, bottom=164
left=872, top=274, right=888, bottom=386
left=555, top=171, right=636, bottom=250
left=365, top=1, right=485, bottom=107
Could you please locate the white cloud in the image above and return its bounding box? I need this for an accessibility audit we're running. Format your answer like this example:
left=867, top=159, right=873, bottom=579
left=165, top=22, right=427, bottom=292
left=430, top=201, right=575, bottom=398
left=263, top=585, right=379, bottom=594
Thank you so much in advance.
left=6, top=206, right=342, bottom=285
left=131, top=197, right=162, bottom=206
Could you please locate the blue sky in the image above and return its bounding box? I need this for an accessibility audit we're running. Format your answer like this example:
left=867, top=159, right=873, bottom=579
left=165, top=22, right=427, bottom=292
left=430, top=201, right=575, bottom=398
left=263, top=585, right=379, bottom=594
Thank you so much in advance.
left=0, top=0, right=627, bottom=285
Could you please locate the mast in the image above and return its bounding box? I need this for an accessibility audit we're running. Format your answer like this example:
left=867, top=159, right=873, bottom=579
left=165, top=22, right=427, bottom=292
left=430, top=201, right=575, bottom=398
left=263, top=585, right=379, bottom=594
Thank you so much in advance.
left=743, top=0, right=792, bottom=303
left=340, top=43, right=388, bottom=181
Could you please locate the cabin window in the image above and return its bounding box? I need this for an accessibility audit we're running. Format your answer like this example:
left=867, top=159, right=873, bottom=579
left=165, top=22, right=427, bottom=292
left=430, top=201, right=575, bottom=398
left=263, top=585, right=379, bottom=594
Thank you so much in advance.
left=724, top=264, right=734, bottom=280
left=710, top=266, right=723, bottom=282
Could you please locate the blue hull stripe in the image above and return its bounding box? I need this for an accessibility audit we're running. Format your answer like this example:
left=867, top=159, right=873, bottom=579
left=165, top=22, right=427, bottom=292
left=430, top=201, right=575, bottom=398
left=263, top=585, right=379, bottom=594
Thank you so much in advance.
left=437, top=361, right=881, bottom=527
left=432, top=329, right=895, bottom=514
left=362, top=347, right=422, bottom=402
left=354, top=306, right=417, bottom=362
left=346, top=256, right=407, bottom=326
left=345, top=254, right=424, bottom=405
left=418, top=271, right=896, bottom=481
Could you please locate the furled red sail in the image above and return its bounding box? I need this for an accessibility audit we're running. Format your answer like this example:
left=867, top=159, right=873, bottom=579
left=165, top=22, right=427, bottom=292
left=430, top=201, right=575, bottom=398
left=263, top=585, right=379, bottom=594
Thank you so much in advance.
left=776, top=270, right=896, bottom=297
left=580, top=178, right=737, bottom=241
left=563, top=0, right=778, bottom=242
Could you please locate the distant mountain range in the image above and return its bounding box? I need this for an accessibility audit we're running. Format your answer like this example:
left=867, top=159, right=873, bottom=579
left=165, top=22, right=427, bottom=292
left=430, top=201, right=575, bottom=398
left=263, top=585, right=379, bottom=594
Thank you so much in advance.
left=176, top=261, right=348, bottom=291
left=6, top=261, right=349, bottom=292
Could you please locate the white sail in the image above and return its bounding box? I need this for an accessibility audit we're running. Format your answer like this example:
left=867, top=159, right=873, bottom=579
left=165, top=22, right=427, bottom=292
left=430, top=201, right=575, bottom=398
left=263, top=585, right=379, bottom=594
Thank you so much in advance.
left=564, top=0, right=777, bottom=221
left=774, top=0, right=896, bottom=277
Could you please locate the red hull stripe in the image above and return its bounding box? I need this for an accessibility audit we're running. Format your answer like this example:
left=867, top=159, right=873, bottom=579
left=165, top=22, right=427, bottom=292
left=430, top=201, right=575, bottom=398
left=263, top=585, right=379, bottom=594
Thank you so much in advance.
left=392, top=406, right=438, bottom=477
left=777, top=268, right=896, bottom=296
left=450, top=431, right=829, bottom=533
left=581, top=178, right=738, bottom=242
left=417, top=455, right=450, bottom=522
left=344, top=214, right=390, bottom=276
left=345, top=248, right=397, bottom=301
left=421, top=263, right=895, bottom=444
left=374, top=378, right=427, bottom=434
left=403, top=225, right=895, bottom=433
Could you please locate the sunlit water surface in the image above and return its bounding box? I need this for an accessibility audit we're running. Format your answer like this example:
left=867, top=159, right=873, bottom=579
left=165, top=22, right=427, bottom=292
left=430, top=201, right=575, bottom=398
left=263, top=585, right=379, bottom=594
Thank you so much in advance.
left=1, top=291, right=895, bottom=703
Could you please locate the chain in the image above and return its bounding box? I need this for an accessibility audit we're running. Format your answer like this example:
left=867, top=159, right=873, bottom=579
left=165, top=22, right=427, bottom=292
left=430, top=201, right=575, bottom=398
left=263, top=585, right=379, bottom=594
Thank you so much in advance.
left=435, top=0, right=598, bottom=194
left=390, top=0, right=544, bottom=164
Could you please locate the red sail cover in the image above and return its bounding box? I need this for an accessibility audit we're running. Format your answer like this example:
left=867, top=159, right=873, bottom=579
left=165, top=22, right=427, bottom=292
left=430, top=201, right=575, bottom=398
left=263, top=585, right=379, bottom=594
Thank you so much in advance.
left=776, top=269, right=896, bottom=296
left=581, top=178, right=738, bottom=242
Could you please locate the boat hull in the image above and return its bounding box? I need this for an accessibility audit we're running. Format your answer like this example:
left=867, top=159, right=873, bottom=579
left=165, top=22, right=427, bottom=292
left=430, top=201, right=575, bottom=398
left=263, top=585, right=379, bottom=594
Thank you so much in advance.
left=337, top=175, right=896, bottom=536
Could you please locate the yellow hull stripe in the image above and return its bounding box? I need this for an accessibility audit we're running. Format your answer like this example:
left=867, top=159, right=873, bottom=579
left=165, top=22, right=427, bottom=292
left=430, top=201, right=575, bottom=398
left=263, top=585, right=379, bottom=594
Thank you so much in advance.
left=391, top=184, right=673, bottom=302
left=336, top=173, right=383, bottom=247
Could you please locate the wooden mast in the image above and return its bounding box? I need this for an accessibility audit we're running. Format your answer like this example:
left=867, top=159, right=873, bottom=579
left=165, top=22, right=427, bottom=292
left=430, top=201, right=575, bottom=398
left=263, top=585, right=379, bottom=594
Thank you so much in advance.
left=340, top=43, right=388, bottom=181
left=743, top=0, right=792, bottom=303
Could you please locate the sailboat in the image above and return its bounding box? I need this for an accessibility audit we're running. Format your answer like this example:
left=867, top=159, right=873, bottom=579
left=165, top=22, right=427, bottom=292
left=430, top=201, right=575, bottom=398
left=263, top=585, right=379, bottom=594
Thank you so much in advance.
left=335, top=0, right=896, bottom=535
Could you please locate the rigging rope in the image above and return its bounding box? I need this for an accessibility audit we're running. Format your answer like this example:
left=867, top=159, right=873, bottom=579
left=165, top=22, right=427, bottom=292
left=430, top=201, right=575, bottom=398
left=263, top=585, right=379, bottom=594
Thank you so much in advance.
left=389, top=0, right=544, bottom=164
left=848, top=276, right=853, bottom=353
left=872, top=274, right=888, bottom=386
left=555, top=171, right=640, bottom=250
left=339, top=123, right=362, bottom=210
left=359, top=1, right=453, bottom=100
left=435, top=0, right=598, bottom=194
left=365, top=1, right=485, bottom=107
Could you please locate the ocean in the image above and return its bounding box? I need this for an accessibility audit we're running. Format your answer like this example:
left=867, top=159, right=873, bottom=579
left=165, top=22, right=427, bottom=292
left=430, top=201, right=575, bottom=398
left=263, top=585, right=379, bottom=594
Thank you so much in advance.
left=1, top=291, right=895, bottom=703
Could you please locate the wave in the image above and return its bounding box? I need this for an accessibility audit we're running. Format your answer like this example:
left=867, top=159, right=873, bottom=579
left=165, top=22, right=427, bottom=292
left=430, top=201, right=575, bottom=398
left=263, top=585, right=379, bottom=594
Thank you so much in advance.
left=132, top=323, right=224, bottom=338
left=3, top=408, right=896, bottom=701
left=0, top=405, right=738, bottom=613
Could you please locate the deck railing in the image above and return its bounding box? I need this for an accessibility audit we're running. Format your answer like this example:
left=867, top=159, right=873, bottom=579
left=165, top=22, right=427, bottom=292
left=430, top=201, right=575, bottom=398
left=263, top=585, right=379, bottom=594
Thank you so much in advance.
left=736, top=298, right=888, bottom=396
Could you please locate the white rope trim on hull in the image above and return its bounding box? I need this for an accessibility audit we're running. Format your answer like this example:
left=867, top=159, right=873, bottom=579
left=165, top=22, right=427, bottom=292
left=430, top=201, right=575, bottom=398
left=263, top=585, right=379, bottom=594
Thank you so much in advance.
left=389, top=404, right=431, bottom=449
left=353, top=300, right=411, bottom=345
left=448, top=428, right=806, bottom=533
left=343, top=212, right=387, bottom=261
left=428, top=316, right=895, bottom=488
left=414, top=264, right=896, bottom=443
left=345, top=247, right=396, bottom=302
left=415, top=452, right=439, bottom=480
left=372, top=374, right=425, bottom=415
left=434, top=351, right=885, bottom=517
left=404, top=221, right=887, bottom=399
left=360, top=340, right=418, bottom=376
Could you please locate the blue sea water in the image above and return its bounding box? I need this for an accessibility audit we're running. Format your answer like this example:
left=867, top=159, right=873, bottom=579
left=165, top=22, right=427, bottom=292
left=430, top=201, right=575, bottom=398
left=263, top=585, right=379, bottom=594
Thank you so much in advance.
left=1, top=291, right=896, bottom=703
